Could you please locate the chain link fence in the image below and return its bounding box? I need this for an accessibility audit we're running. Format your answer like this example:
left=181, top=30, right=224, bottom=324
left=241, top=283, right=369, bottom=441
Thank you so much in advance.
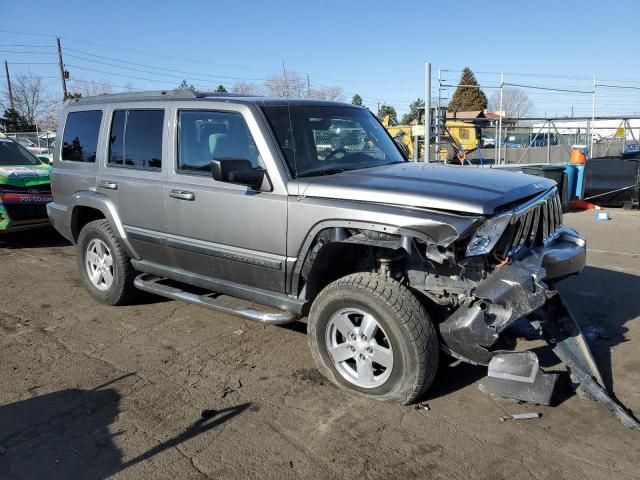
left=426, top=118, right=640, bottom=165
left=4, top=131, right=56, bottom=157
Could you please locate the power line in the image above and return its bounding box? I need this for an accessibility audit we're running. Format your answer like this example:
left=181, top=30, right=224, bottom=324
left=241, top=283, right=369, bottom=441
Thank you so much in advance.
left=63, top=50, right=264, bottom=82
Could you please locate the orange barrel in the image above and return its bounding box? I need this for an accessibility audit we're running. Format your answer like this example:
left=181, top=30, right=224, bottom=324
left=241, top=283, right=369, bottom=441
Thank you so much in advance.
left=570, top=145, right=587, bottom=164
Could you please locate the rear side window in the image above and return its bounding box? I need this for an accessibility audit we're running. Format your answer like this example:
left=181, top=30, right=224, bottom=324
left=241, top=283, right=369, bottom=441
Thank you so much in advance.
left=109, top=109, right=164, bottom=169
left=62, top=110, right=102, bottom=162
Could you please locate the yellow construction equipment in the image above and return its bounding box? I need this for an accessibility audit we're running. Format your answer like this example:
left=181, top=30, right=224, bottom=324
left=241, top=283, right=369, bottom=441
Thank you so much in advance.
left=382, top=110, right=486, bottom=162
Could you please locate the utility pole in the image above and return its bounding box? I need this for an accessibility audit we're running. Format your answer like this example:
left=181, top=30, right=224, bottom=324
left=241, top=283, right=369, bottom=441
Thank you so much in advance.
left=306, top=73, right=311, bottom=98
left=57, top=37, right=68, bottom=99
left=4, top=60, right=14, bottom=110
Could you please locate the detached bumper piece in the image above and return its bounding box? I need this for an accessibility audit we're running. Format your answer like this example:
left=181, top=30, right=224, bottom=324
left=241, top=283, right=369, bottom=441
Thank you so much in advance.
left=479, top=352, right=558, bottom=406
left=537, top=294, right=640, bottom=430
left=440, top=261, right=639, bottom=429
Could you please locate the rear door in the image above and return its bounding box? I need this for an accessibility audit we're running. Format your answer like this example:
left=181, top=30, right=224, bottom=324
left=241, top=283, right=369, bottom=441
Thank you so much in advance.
left=54, top=108, right=105, bottom=208
left=96, top=102, right=173, bottom=267
left=164, top=102, right=288, bottom=292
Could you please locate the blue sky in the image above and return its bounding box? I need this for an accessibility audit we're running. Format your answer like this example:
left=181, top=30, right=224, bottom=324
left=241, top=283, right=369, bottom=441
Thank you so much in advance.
left=3, top=0, right=640, bottom=117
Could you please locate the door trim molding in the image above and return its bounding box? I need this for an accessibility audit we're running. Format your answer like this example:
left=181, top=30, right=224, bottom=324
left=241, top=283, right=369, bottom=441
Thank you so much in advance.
left=124, top=226, right=286, bottom=271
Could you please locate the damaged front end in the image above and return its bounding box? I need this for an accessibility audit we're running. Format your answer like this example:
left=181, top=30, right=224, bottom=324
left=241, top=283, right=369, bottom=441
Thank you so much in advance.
left=427, top=189, right=639, bottom=429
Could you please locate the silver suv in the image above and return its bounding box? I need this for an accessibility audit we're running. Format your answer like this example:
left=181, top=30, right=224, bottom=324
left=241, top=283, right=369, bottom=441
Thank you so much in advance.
left=47, top=90, right=635, bottom=426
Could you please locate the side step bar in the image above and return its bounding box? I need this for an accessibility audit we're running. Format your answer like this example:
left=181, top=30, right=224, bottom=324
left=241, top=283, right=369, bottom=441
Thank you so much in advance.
left=134, top=274, right=299, bottom=325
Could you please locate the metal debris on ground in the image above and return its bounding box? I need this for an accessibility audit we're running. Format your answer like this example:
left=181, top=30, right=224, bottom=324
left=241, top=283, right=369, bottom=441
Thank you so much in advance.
left=500, top=412, right=541, bottom=421
left=414, top=402, right=430, bottom=411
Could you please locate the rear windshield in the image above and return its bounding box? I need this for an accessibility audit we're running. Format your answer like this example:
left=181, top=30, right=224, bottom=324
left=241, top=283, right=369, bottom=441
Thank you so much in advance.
left=261, top=105, right=405, bottom=178
left=0, top=138, right=42, bottom=166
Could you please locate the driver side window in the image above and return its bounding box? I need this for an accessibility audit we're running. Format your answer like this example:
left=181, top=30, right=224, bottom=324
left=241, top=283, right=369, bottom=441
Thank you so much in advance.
left=177, top=110, right=261, bottom=174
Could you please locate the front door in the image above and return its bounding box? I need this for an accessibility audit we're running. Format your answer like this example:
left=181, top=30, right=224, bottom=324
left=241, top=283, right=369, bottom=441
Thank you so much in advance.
left=165, top=105, right=288, bottom=292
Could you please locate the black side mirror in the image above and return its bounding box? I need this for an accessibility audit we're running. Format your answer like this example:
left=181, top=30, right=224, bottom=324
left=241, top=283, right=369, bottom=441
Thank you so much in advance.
left=212, top=158, right=265, bottom=189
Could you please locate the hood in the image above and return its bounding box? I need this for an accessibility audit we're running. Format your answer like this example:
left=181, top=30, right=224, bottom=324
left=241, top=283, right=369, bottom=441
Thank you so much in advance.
left=0, top=164, right=51, bottom=189
left=288, top=163, right=556, bottom=215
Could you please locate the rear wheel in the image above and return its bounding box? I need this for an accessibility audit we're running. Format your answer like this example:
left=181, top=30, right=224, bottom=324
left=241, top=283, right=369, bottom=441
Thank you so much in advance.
left=308, top=272, right=439, bottom=404
left=77, top=219, right=137, bottom=305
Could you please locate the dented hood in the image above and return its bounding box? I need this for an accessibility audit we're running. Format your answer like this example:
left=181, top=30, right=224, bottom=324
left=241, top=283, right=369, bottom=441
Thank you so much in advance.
left=288, top=163, right=555, bottom=215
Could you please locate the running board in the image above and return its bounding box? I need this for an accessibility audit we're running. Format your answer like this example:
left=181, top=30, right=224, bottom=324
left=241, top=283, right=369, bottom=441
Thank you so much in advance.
left=134, top=274, right=299, bottom=325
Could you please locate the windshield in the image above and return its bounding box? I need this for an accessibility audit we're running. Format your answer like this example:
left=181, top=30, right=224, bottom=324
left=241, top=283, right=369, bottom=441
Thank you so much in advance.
left=0, top=138, right=42, bottom=166
left=261, top=105, right=405, bottom=178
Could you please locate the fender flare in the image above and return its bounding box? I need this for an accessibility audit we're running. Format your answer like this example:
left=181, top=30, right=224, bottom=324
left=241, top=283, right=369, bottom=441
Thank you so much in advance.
left=70, top=191, right=140, bottom=259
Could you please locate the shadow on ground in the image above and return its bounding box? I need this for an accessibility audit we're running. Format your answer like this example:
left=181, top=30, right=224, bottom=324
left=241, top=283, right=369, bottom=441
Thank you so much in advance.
left=0, top=227, right=70, bottom=249
left=0, top=373, right=250, bottom=480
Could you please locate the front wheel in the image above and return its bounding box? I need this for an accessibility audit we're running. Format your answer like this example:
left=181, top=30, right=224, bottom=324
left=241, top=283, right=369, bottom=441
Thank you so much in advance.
left=308, top=273, right=439, bottom=404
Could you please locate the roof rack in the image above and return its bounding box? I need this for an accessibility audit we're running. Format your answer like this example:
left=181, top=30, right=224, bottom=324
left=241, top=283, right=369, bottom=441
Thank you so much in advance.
left=66, top=88, right=203, bottom=104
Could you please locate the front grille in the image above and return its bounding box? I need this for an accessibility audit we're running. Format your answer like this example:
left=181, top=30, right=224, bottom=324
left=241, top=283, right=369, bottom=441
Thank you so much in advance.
left=499, top=189, right=563, bottom=257
left=3, top=204, right=48, bottom=222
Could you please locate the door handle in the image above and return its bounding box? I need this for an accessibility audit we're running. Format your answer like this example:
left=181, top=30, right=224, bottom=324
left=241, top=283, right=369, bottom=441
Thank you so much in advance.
left=169, top=189, right=195, bottom=201
left=98, top=180, right=118, bottom=190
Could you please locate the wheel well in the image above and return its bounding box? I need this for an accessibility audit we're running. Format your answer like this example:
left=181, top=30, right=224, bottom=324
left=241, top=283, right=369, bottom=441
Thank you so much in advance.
left=304, top=242, right=405, bottom=303
left=71, top=206, right=105, bottom=242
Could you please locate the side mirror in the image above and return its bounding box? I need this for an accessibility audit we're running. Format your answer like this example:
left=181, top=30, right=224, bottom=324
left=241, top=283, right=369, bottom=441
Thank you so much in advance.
left=212, top=158, right=265, bottom=189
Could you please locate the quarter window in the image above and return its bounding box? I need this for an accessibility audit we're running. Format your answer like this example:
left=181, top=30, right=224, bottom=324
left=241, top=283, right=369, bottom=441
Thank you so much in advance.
left=109, top=109, right=164, bottom=169
left=62, top=110, right=102, bottom=162
left=177, top=110, right=260, bottom=174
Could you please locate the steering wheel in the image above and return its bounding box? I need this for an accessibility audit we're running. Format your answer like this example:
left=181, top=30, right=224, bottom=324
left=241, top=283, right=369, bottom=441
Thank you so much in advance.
left=324, top=148, right=348, bottom=161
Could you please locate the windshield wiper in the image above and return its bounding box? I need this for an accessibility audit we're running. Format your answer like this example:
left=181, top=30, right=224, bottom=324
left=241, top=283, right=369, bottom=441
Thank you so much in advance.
left=297, top=167, right=349, bottom=178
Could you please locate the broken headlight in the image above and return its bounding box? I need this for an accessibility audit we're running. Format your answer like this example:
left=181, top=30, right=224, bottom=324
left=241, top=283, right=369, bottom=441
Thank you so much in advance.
left=465, top=214, right=512, bottom=257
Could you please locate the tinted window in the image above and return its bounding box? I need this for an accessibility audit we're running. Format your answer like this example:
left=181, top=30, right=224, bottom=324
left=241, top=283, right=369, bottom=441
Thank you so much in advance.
left=177, top=110, right=260, bottom=174
left=109, top=110, right=163, bottom=169
left=62, top=110, right=102, bottom=162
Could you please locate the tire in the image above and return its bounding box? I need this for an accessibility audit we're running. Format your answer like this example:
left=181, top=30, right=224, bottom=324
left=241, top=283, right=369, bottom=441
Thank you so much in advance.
left=76, top=219, right=137, bottom=306
left=308, top=272, right=439, bottom=404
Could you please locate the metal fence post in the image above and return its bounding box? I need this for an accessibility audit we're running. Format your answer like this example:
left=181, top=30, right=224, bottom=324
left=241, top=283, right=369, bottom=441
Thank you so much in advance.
left=435, top=68, right=441, bottom=162
left=424, top=62, right=431, bottom=163
left=590, top=76, right=596, bottom=158
left=497, top=72, right=504, bottom=164
left=547, top=120, right=551, bottom=163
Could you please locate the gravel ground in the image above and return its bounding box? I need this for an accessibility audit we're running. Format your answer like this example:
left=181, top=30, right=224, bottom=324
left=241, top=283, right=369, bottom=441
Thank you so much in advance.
left=0, top=210, right=639, bottom=479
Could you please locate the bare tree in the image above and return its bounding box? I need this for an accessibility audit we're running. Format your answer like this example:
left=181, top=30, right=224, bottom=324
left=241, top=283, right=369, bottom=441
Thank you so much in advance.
left=70, top=79, right=114, bottom=97
left=308, top=85, right=343, bottom=101
left=263, top=70, right=306, bottom=98
left=231, top=82, right=263, bottom=96
left=7, top=73, right=56, bottom=126
left=489, top=87, right=534, bottom=118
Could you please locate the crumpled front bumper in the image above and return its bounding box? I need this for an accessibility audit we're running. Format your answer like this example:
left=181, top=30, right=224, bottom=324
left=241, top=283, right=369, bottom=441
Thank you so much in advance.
left=439, top=227, right=639, bottom=429
left=440, top=226, right=586, bottom=366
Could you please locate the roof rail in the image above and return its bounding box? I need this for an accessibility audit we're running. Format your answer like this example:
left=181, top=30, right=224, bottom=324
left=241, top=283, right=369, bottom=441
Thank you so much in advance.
left=66, top=88, right=201, bottom=104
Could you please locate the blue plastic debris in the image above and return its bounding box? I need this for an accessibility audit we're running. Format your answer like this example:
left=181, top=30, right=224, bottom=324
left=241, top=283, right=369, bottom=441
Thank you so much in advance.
left=595, top=211, right=611, bottom=221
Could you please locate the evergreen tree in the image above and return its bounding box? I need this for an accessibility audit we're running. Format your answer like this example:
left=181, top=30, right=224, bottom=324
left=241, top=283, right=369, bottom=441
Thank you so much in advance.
left=215, top=85, right=227, bottom=93
left=0, top=108, right=35, bottom=132
left=178, top=79, right=196, bottom=92
left=378, top=105, right=397, bottom=124
left=351, top=94, right=363, bottom=106
left=400, top=98, right=425, bottom=124
left=447, top=67, right=487, bottom=112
